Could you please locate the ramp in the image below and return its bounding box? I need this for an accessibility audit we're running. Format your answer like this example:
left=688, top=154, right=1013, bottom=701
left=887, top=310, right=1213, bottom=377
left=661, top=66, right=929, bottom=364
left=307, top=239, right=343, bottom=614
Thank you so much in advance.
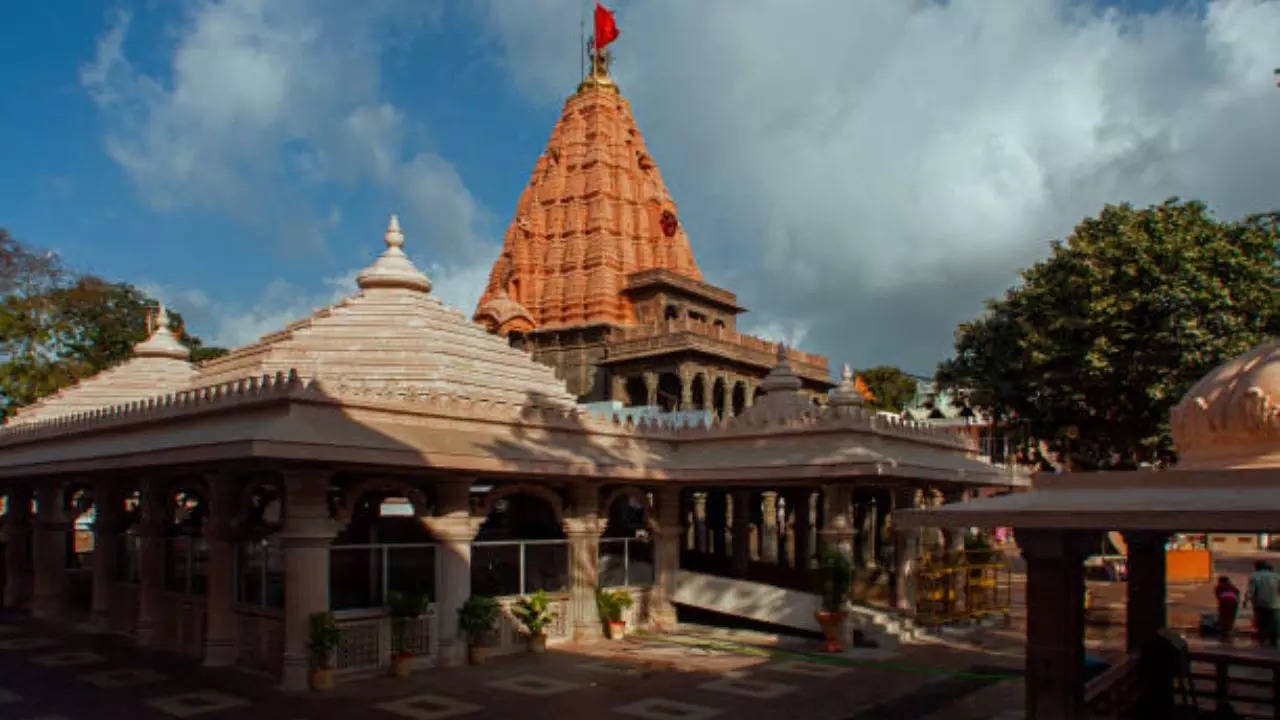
left=671, top=570, right=822, bottom=632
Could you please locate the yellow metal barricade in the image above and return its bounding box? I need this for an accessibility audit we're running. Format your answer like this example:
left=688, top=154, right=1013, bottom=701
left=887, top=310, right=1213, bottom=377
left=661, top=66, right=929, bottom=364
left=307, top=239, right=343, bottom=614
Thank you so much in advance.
left=915, top=549, right=1011, bottom=626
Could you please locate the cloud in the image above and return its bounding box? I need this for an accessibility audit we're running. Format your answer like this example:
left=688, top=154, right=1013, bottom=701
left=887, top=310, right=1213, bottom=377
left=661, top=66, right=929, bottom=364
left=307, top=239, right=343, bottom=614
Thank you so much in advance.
left=482, top=0, right=1280, bottom=375
left=80, top=1, right=486, bottom=257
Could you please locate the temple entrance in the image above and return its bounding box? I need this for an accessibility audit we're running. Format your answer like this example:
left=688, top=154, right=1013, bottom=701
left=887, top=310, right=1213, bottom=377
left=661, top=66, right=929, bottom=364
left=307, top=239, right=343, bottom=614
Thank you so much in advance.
left=657, top=373, right=682, bottom=412
left=625, top=376, right=647, bottom=407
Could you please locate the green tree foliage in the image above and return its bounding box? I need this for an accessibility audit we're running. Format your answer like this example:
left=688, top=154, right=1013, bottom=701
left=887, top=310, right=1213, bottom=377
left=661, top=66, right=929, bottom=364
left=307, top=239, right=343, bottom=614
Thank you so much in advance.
left=0, top=228, right=228, bottom=416
left=937, top=200, right=1280, bottom=470
left=856, top=365, right=919, bottom=412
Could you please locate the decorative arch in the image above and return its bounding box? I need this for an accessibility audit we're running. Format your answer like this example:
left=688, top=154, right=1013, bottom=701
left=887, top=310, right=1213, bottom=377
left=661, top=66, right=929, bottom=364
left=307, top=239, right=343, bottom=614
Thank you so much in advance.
left=599, top=485, right=658, bottom=534
left=332, top=477, right=432, bottom=529
left=235, top=479, right=283, bottom=536
left=690, top=373, right=707, bottom=410
left=475, top=483, right=565, bottom=526
left=732, top=381, right=747, bottom=416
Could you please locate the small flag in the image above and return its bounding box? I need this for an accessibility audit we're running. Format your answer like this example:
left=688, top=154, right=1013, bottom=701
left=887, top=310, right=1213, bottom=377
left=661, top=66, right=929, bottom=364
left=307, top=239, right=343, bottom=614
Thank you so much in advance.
left=595, top=3, right=620, bottom=49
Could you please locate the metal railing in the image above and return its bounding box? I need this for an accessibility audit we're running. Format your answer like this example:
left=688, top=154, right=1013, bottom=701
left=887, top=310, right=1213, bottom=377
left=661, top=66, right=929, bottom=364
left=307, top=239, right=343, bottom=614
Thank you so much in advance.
left=914, top=549, right=1012, bottom=626
left=599, top=537, right=655, bottom=588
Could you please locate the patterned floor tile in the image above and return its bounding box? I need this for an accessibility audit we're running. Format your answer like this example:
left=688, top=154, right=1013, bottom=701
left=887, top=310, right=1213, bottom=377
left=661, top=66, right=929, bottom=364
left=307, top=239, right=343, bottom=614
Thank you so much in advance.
left=614, top=697, right=722, bottom=720
left=577, top=660, right=644, bottom=676
left=80, top=667, right=167, bottom=689
left=375, top=693, right=482, bottom=720
left=33, top=650, right=105, bottom=667
left=486, top=674, right=583, bottom=696
left=145, top=691, right=250, bottom=718
left=0, top=687, right=19, bottom=703
left=764, top=660, right=851, bottom=678
left=699, top=674, right=797, bottom=699
left=0, top=637, right=59, bottom=651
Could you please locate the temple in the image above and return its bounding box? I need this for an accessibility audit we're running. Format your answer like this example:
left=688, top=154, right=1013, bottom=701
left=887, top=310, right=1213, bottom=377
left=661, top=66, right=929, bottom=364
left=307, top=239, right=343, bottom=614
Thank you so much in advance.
left=0, top=36, right=1024, bottom=695
left=473, top=48, right=833, bottom=411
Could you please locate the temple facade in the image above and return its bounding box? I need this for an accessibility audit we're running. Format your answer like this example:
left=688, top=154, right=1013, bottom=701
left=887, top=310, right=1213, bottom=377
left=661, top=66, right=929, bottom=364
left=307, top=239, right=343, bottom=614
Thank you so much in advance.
left=473, top=57, right=832, bottom=412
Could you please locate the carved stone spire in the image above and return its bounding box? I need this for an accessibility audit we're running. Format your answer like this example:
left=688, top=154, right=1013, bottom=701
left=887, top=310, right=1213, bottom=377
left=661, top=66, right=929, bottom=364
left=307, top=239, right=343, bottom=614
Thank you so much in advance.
left=133, top=303, right=190, bottom=360
left=357, top=214, right=433, bottom=293
left=829, top=363, right=866, bottom=407
left=760, top=344, right=803, bottom=395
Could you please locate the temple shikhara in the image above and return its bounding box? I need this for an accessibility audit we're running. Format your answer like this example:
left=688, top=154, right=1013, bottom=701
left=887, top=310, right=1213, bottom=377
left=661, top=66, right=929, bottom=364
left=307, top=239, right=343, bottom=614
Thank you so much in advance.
left=0, top=19, right=1022, bottom=695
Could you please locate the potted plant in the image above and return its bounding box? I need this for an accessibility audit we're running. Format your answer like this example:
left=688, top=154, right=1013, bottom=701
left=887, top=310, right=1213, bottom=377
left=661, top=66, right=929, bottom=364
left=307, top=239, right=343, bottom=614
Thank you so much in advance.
left=814, top=546, right=853, bottom=652
left=596, top=588, right=634, bottom=640
left=457, top=595, right=500, bottom=665
left=510, top=589, right=558, bottom=653
left=388, top=590, right=431, bottom=677
left=308, top=611, right=340, bottom=691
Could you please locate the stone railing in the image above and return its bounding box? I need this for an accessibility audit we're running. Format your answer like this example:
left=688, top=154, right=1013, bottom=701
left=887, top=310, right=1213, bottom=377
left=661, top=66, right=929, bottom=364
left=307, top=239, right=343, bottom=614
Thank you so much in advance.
left=609, top=321, right=829, bottom=379
left=1084, top=652, right=1141, bottom=719
left=334, top=606, right=439, bottom=677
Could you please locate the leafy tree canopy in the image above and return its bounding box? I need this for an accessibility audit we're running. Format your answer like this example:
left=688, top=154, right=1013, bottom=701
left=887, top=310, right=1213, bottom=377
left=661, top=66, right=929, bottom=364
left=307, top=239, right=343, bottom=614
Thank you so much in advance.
left=0, top=228, right=228, bottom=416
left=936, top=199, right=1279, bottom=470
left=856, top=365, right=919, bottom=412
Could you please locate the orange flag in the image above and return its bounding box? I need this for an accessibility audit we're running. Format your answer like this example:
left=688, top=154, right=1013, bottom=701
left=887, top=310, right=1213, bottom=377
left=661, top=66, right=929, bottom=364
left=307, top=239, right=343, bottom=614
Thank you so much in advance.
left=594, top=3, right=619, bottom=49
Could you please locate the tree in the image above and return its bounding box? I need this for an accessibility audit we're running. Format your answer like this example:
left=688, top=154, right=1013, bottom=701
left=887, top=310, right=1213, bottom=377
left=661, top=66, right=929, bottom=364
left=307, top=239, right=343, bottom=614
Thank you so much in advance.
left=856, top=366, right=919, bottom=412
left=937, top=199, right=1280, bottom=470
left=0, top=229, right=228, bottom=416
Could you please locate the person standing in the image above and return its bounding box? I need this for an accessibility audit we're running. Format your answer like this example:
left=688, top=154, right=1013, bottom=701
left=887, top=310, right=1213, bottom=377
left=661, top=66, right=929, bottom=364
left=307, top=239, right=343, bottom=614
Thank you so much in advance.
left=1244, top=561, right=1280, bottom=647
left=1215, top=575, right=1241, bottom=642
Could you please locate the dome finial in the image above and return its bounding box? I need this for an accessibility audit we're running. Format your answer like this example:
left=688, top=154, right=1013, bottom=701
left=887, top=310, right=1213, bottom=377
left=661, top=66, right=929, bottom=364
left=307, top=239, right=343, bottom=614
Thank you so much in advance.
left=357, top=214, right=433, bottom=293
left=155, top=303, right=170, bottom=330
left=134, top=302, right=189, bottom=360
left=385, top=214, right=404, bottom=249
left=830, top=361, right=866, bottom=407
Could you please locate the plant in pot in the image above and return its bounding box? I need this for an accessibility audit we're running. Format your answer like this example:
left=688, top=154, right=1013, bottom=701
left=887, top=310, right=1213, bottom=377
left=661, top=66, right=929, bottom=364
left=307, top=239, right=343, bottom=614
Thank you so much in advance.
left=308, top=611, right=340, bottom=691
left=814, top=546, right=853, bottom=653
left=510, top=589, right=557, bottom=653
left=388, top=590, right=431, bottom=678
left=457, top=595, right=500, bottom=665
left=596, top=588, right=634, bottom=640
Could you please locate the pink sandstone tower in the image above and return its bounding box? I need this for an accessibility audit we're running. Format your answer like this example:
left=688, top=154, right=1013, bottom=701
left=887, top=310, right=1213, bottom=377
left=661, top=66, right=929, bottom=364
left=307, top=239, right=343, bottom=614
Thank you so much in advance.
left=475, top=39, right=832, bottom=413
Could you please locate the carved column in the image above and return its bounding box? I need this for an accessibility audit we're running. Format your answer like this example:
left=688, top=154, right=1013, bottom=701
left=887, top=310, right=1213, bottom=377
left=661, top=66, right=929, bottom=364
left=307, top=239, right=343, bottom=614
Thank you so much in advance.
left=610, top=375, right=627, bottom=404
left=943, top=488, right=969, bottom=615
left=679, top=367, right=694, bottom=411
left=760, top=491, right=779, bottom=564
left=422, top=479, right=475, bottom=667
left=135, top=478, right=168, bottom=646
left=643, top=371, right=658, bottom=407
left=2, top=485, right=33, bottom=610
left=32, top=484, right=69, bottom=619
left=1019, top=529, right=1095, bottom=720
left=731, top=489, right=750, bottom=577
left=819, top=484, right=855, bottom=560
left=891, top=487, right=920, bottom=614
left=90, top=479, right=121, bottom=630
left=278, top=469, right=337, bottom=692
left=692, top=492, right=708, bottom=553
left=856, top=494, right=878, bottom=568
left=719, top=376, right=732, bottom=418
left=563, top=483, right=602, bottom=641
left=202, top=474, right=239, bottom=666
left=744, top=382, right=757, bottom=408
left=652, top=485, right=682, bottom=628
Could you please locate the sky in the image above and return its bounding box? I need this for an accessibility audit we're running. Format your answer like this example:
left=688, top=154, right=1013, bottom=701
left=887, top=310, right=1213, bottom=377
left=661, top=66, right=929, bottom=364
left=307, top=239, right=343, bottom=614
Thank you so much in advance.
left=1, top=0, right=1278, bottom=377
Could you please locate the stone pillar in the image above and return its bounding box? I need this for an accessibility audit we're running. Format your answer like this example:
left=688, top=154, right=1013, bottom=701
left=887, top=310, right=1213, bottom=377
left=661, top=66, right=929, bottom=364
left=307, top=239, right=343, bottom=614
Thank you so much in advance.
left=793, top=490, right=812, bottom=570
left=944, top=489, right=968, bottom=617
left=1, top=486, right=32, bottom=610
left=563, top=483, right=602, bottom=642
left=422, top=479, right=475, bottom=667
left=610, top=375, right=627, bottom=404
left=135, top=479, right=168, bottom=646
left=744, top=383, right=757, bottom=408
left=856, top=495, right=878, bottom=568
left=679, top=370, right=693, bottom=411
left=1123, top=530, right=1169, bottom=654
left=202, top=474, right=239, bottom=666
left=760, top=491, right=779, bottom=563
left=32, top=485, right=69, bottom=619
left=891, top=487, right=920, bottom=614
left=1018, top=529, right=1095, bottom=720
left=652, top=485, right=682, bottom=628
left=692, top=492, right=708, bottom=553
left=643, top=371, right=658, bottom=407
left=279, top=469, right=337, bottom=692
left=731, top=489, right=750, bottom=578
left=818, top=484, right=855, bottom=560
left=90, top=480, right=121, bottom=630
left=719, top=376, right=732, bottom=418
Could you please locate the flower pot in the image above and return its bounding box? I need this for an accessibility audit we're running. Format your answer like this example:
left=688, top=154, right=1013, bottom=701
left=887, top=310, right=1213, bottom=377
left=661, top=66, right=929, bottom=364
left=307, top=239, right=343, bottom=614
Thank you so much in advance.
left=310, top=667, right=334, bottom=691
left=814, top=611, right=848, bottom=653
left=607, top=620, right=626, bottom=640
left=390, top=653, right=413, bottom=678
left=468, top=644, right=489, bottom=666
left=529, top=633, right=548, bottom=653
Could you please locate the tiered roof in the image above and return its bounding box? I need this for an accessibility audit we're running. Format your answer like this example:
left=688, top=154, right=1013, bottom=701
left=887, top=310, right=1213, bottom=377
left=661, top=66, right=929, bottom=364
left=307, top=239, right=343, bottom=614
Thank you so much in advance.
left=474, top=77, right=701, bottom=333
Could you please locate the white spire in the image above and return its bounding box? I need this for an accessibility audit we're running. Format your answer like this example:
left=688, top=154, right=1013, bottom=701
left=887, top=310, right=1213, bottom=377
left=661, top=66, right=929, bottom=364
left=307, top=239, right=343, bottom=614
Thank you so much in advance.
left=133, top=303, right=189, bottom=360
left=829, top=361, right=866, bottom=407
left=357, top=214, right=433, bottom=293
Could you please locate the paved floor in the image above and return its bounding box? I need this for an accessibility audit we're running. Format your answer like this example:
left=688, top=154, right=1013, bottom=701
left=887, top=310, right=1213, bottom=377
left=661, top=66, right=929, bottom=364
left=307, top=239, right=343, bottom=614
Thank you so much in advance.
left=0, top=613, right=1023, bottom=720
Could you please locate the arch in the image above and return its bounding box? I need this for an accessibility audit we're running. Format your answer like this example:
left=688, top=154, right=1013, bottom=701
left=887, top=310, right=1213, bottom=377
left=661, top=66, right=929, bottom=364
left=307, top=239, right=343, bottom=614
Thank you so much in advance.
left=599, top=485, right=658, bottom=534
left=474, top=483, right=565, bottom=529
left=753, top=386, right=766, bottom=403
left=624, top=376, right=647, bottom=407
left=664, top=305, right=679, bottom=321
left=657, top=372, right=682, bottom=412
left=236, top=480, right=283, bottom=537
left=712, top=377, right=727, bottom=416
left=690, top=374, right=707, bottom=410
left=732, top=382, right=747, bottom=416
left=332, top=477, right=432, bottom=530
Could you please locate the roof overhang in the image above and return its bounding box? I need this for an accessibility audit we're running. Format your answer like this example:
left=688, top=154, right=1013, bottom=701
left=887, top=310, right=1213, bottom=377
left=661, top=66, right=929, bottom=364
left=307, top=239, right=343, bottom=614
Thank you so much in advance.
left=623, top=269, right=746, bottom=313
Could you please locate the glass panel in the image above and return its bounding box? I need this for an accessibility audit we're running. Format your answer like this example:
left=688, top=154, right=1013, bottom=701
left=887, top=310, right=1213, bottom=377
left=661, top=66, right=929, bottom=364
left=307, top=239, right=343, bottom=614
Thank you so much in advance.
left=626, top=538, right=655, bottom=586
left=236, top=542, right=263, bottom=605
left=329, top=546, right=384, bottom=610
left=165, top=537, right=189, bottom=594
left=388, top=546, right=435, bottom=602
left=524, top=542, right=569, bottom=594
left=598, top=539, right=626, bottom=588
left=471, top=544, right=520, bottom=597
left=116, top=535, right=140, bottom=582
left=189, top=538, right=208, bottom=596
left=265, top=539, right=284, bottom=608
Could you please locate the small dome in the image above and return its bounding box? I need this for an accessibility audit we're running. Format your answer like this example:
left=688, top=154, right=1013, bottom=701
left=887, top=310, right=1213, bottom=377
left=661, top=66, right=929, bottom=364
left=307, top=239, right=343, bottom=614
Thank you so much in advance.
left=473, top=292, right=535, bottom=336
left=1170, top=339, right=1280, bottom=469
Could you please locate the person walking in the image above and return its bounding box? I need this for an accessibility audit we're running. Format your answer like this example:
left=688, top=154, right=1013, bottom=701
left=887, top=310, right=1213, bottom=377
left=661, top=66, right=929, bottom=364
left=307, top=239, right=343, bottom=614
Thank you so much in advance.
left=1244, top=561, right=1280, bottom=647
left=1215, top=575, right=1241, bottom=642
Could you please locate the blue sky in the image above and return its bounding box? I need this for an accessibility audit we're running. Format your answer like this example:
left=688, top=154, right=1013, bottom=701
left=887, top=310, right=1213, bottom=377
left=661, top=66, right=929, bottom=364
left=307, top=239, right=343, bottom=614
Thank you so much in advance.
left=2, top=0, right=1277, bottom=376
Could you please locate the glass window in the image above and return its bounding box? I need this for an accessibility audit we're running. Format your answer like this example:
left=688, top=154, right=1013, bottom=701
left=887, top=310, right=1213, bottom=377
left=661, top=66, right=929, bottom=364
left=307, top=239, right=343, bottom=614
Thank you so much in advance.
left=165, top=537, right=189, bottom=593
left=236, top=538, right=283, bottom=608
left=330, top=546, right=384, bottom=611
left=626, top=538, right=655, bottom=586
left=115, top=534, right=140, bottom=582
left=471, top=544, right=520, bottom=597
left=525, top=543, right=568, bottom=593
left=598, top=539, right=627, bottom=587
left=388, top=546, right=435, bottom=601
